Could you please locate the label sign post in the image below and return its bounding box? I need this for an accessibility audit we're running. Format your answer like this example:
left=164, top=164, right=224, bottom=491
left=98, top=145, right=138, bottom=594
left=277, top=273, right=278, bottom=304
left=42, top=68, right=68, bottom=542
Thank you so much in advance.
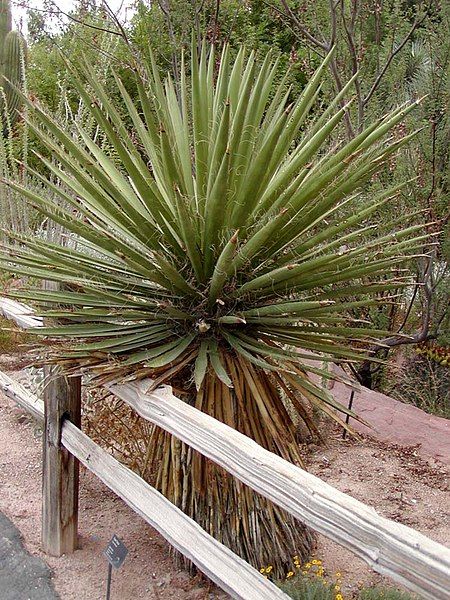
left=104, top=535, right=128, bottom=600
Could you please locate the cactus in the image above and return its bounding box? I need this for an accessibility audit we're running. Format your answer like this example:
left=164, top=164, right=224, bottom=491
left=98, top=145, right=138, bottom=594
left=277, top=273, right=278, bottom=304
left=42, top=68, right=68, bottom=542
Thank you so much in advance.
left=0, top=0, right=25, bottom=133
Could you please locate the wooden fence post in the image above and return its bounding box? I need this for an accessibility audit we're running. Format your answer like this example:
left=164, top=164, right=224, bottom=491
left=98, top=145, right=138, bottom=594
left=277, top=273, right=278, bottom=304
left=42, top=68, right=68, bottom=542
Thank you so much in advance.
left=42, top=368, right=81, bottom=556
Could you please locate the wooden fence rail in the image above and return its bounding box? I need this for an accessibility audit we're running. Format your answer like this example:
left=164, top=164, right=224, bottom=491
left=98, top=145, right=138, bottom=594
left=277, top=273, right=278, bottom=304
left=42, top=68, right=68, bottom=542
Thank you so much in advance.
left=0, top=297, right=43, bottom=328
left=0, top=373, right=286, bottom=599
left=62, top=420, right=287, bottom=600
left=1, top=297, right=450, bottom=600
left=0, top=371, right=44, bottom=422
left=109, top=380, right=450, bottom=600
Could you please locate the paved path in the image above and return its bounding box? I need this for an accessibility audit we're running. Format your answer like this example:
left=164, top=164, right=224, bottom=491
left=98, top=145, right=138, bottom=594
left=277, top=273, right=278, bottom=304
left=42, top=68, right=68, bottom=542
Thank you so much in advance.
left=0, top=512, right=59, bottom=600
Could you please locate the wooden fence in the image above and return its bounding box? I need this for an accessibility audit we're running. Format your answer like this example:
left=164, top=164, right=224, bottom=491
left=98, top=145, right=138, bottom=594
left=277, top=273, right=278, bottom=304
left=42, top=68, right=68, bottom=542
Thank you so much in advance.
left=1, top=297, right=450, bottom=600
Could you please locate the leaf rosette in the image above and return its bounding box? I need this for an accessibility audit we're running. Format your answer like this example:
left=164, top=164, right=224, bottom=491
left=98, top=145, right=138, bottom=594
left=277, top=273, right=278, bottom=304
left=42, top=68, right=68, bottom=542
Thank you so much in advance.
left=1, top=44, right=426, bottom=418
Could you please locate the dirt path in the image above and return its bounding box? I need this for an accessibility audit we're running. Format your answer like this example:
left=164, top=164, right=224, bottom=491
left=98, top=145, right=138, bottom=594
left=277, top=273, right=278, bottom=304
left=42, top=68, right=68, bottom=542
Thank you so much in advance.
left=0, top=512, right=59, bottom=600
left=0, top=367, right=449, bottom=599
left=305, top=426, right=449, bottom=597
left=0, top=387, right=226, bottom=600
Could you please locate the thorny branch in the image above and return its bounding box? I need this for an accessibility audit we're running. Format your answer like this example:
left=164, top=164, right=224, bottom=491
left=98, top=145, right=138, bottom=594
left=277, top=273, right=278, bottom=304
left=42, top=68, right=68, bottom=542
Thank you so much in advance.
left=19, top=1, right=125, bottom=37
left=363, top=5, right=432, bottom=107
left=340, top=0, right=364, bottom=129
left=274, top=0, right=436, bottom=135
left=156, top=0, right=180, bottom=88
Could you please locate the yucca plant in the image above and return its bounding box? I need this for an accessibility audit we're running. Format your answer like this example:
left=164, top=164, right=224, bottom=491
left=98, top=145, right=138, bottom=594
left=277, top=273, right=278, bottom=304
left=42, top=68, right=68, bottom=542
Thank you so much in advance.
left=1, top=44, right=428, bottom=574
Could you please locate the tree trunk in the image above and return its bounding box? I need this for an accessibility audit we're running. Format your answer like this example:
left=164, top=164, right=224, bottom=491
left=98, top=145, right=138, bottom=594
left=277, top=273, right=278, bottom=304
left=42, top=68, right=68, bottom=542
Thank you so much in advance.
left=146, top=355, right=315, bottom=577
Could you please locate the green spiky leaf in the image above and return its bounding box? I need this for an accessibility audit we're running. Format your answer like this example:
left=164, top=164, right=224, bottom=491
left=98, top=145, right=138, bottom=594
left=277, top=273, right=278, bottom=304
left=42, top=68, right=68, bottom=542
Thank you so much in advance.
left=1, top=44, right=425, bottom=418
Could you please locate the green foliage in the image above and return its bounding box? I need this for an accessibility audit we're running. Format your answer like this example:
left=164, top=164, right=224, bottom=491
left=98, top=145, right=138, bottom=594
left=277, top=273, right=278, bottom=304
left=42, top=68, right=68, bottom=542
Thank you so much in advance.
left=123, top=0, right=449, bottom=364
left=278, top=577, right=418, bottom=600
left=1, top=46, right=424, bottom=390
left=277, top=575, right=336, bottom=600
left=26, top=6, right=123, bottom=111
left=0, top=316, right=32, bottom=354
left=359, top=586, right=418, bottom=600
left=387, top=350, right=450, bottom=418
left=9, top=0, right=445, bottom=575
left=131, top=0, right=311, bottom=96
left=0, top=10, right=124, bottom=240
left=0, top=0, right=26, bottom=133
left=0, top=317, right=16, bottom=353
left=0, top=0, right=29, bottom=239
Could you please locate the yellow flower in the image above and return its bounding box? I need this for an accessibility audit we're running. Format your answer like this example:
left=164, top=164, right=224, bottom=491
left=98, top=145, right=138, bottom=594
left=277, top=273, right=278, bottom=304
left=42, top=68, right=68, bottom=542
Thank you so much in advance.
left=286, top=571, right=294, bottom=578
left=311, top=559, right=319, bottom=565
left=302, top=571, right=307, bottom=575
left=265, top=566, right=273, bottom=574
left=305, top=562, right=312, bottom=569
left=335, top=572, right=342, bottom=578
left=334, top=585, right=341, bottom=591
left=259, top=568, right=265, bottom=573
left=336, top=595, right=344, bottom=600
left=293, top=555, right=299, bottom=560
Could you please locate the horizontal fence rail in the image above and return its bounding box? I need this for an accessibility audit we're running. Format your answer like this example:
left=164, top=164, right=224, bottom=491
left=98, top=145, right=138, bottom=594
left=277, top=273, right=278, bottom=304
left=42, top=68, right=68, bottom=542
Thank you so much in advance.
left=62, top=420, right=288, bottom=600
left=0, top=297, right=43, bottom=328
left=109, top=380, right=450, bottom=600
left=0, top=371, right=44, bottom=422
left=1, top=297, right=450, bottom=600
left=0, top=375, right=287, bottom=600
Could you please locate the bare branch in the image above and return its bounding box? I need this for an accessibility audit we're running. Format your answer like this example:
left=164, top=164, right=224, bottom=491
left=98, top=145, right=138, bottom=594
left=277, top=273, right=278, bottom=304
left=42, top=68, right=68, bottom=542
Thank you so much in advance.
left=329, top=0, right=339, bottom=47
left=210, top=0, right=221, bottom=46
left=363, top=8, right=430, bottom=107
left=339, top=0, right=364, bottom=129
left=101, top=0, right=132, bottom=49
left=328, top=59, right=356, bottom=138
left=42, top=1, right=124, bottom=37
left=278, top=0, right=329, bottom=51
left=156, top=0, right=180, bottom=88
left=396, top=276, right=420, bottom=334
left=370, top=256, right=434, bottom=354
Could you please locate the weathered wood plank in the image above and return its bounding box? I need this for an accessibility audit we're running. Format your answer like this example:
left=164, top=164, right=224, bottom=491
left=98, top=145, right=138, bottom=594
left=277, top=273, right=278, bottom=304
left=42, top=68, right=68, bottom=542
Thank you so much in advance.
left=108, top=380, right=450, bottom=600
left=61, top=420, right=288, bottom=600
left=0, top=365, right=287, bottom=598
left=0, top=371, right=44, bottom=422
left=0, top=297, right=42, bottom=329
left=42, top=370, right=81, bottom=556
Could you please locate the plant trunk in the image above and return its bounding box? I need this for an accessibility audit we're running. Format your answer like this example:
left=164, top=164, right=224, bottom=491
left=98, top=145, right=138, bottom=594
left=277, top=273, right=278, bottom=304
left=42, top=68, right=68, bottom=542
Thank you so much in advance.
left=146, top=353, right=315, bottom=577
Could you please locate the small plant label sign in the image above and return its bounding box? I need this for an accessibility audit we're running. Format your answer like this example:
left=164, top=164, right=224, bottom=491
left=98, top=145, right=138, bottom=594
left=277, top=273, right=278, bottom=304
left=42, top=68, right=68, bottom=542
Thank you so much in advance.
left=104, top=535, right=128, bottom=569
